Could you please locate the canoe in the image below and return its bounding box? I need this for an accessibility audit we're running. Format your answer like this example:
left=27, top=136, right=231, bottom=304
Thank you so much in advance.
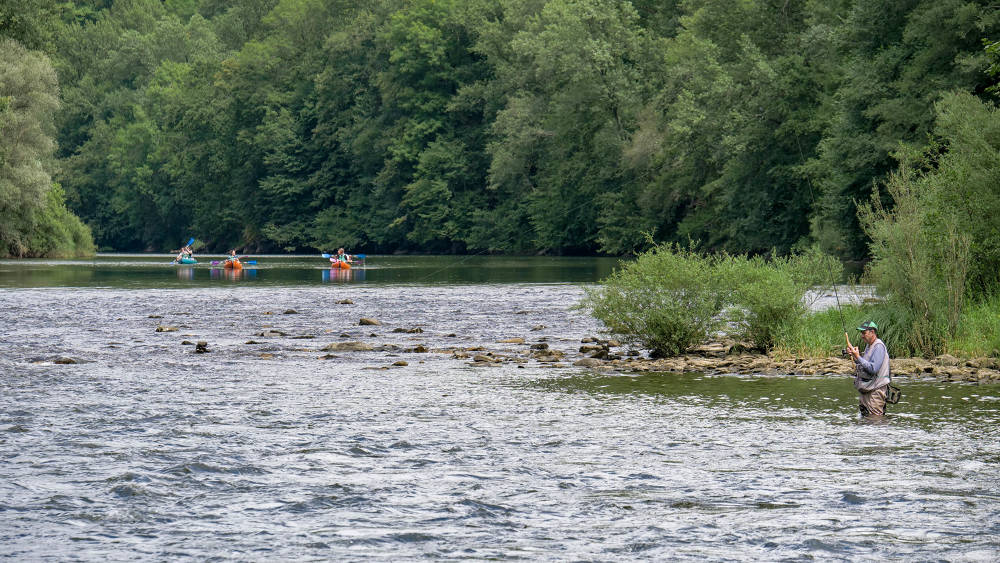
left=223, top=260, right=242, bottom=270
left=174, top=257, right=197, bottom=265
left=330, top=260, right=351, bottom=270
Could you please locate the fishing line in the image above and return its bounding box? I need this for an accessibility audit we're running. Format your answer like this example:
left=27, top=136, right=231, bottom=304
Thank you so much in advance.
left=790, top=132, right=852, bottom=348
left=802, top=175, right=850, bottom=347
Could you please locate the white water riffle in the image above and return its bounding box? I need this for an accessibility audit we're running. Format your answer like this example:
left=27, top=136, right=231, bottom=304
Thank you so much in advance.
left=1, top=283, right=998, bottom=560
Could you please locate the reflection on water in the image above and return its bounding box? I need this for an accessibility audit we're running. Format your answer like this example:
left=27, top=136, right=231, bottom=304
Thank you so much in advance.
left=322, top=267, right=366, bottom=283
left=0, top=254, right=619, bottom=288
left=209, top=267, right=258, bottom=281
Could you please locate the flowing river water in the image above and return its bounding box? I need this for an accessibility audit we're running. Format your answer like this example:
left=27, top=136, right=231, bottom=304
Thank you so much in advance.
left=1, top=255, right=998, bottom=560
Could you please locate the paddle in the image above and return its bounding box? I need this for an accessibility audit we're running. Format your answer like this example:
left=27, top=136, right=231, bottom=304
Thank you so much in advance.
left=211, top=260, right=256, bottom=265
left=170, top=237, right=197, bottom=264
left=322, top=253, right=366, bottom=260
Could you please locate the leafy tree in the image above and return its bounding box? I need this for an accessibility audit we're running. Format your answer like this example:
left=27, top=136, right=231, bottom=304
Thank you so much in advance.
left=480, top=0, right=653, bottom=253
left=22, top=0, right=1000, bottom=262
left=858, top=92, right=1000, bottom=355
left=0, top=39, right=93, bottom=257
left=810, top=0, right=1000, bottom=259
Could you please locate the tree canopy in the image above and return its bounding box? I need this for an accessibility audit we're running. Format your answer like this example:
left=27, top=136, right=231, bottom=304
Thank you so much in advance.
left=3, top=0, right=999, bottom=259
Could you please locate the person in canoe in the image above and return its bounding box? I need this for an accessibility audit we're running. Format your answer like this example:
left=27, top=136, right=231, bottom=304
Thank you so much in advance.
left=223, top=249, right=242, bottom=269
left=330, top=247, right=353, bottom=269
left=175, top=245, right=194, bottom=264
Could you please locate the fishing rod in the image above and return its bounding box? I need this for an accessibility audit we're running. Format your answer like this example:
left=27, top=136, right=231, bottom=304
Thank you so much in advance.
left=829, top=269, right=854, bottom=355
left=797, top=159, right=852, bottom=356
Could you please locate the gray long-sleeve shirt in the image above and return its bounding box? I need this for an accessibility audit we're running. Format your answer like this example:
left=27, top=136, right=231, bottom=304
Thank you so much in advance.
left=854, top=338, right=891, bottom=392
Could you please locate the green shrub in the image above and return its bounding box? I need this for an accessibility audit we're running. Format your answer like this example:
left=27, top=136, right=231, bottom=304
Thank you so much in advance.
left=582, top=245, right=842, bottom=356
left=719, top=249, right=840, bottom=351
left=580, top=244, right=726, bottom=356
left=859, top=160, right=968, bottom=357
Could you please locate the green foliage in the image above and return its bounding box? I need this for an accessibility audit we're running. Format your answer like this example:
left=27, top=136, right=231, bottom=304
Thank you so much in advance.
left=581, top=245, right=726, bottom=356
left=719, top=249, right=840, bottom=351
left=777, top=305, right=856, bottom=359
left=929, top=92, right=1000, bottom=291
left=857, top=92, right=1000, bottom=356
left=11, top=0, right=1000, bottom=263
left=23, top=183, right=96, bottom=257
left=481, top=0, right=652, bottom=253
left=582, top=244, right=839, bottom=355
left=0, top=38, right=93, bottom=257
left=859, top=158, right=968, bottom=357
left=781, top=302, right=912, bottom=359
left=808, top=0, right=1000, bottom=260
left=949, top=294, right=1000, bottom=358
left=0, top=0, right=65, bottom=50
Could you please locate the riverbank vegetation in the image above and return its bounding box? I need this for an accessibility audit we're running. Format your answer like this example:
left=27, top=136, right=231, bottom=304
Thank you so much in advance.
left=2, top=0, right=998, bottom=257
left=586, top=243, right=1000, bottom=361
left=585, top=60, right=1000, bottom=360
left=0, top=39, right=94, bottom=257
left=2, top=1, right=999, bottom=357
left=581, top=245, right=838, bottom=356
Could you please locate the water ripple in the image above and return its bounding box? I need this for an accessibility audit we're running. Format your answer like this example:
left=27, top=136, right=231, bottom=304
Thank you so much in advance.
left=1, top=285, right=998, bottom=560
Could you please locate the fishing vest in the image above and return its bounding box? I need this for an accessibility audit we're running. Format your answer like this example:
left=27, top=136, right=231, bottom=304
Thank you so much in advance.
left=854, top=338, right=891, bottom=391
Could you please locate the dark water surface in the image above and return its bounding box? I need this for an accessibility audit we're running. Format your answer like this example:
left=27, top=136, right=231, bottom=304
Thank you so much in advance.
left=0, top=254, right=619, bottom=288
left=1, top=256, right=999, bottom=560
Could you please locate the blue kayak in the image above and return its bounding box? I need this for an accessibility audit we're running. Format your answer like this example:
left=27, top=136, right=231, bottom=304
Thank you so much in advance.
left=173, top=257, right=197, bottom=265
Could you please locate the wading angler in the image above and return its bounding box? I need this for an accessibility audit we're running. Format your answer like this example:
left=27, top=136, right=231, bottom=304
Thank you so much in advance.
left=846, top=321, right=893, bottom=417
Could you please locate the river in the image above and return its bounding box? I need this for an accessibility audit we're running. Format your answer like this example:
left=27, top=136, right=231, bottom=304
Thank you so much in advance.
left=1, top=255, right=998, bottom=560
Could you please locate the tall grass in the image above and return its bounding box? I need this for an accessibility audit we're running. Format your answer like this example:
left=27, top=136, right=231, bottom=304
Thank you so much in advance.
left=948, top=294, right=1000, bottom=357
left=779, top=302, right=918, bottom=359
left=773, top=306, right=856, bottom=359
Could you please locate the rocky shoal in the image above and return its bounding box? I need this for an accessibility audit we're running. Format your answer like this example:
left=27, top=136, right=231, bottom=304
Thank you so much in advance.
left=140, top=317, right=1000, bottom=384
left=595, top=341, right=1000, bottom=384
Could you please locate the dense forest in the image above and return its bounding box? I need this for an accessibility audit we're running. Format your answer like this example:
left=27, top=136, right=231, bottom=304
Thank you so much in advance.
left=2, top=0, right=999, bottom=258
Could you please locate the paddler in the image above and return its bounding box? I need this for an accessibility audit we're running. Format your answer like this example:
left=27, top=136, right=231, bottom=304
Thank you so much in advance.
left=331, top=247, right=352, bottom=267
left=845, top=321, right=892, bottom=417
left=175, top=244, right=193, bottom=263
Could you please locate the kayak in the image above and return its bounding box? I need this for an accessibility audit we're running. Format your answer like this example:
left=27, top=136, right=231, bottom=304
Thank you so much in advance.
left=173, top=257, right=197, bottom=265
left=223, top=260, right=242, bottom=270
left=330, top=260, right=351, bottom=270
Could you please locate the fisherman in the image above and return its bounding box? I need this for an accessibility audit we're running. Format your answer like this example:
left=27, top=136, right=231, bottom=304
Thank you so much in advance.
left=846, top=321, right=892, bottom=417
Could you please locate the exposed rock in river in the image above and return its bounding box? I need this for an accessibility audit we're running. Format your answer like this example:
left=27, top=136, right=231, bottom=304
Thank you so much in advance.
left=323, top=341, right=375, bottom=352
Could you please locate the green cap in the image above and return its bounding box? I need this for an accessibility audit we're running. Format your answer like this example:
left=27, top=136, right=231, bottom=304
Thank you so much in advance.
left=857, top=321, right=877, bottom=331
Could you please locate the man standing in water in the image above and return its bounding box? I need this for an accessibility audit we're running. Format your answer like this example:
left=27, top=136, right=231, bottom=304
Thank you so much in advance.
left=846, top=321, right=891, bottom=417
